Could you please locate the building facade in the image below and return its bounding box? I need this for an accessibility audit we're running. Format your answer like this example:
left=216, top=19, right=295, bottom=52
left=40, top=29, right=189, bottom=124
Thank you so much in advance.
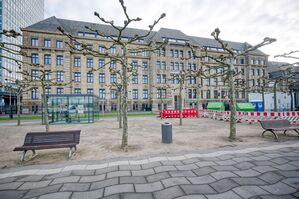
left=21, top=16, right=268, bottom=113
left=0, top=0, right=44, bottom=114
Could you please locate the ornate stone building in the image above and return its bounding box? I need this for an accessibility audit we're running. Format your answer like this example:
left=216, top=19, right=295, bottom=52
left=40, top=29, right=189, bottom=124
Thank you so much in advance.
left=21, top=16, right=268, bottom=113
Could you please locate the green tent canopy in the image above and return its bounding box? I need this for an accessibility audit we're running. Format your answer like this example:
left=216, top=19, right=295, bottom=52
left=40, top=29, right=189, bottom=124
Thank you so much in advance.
left=236, top=103, right=254, bottom=112
left=207, top=102, right=225, bottom=111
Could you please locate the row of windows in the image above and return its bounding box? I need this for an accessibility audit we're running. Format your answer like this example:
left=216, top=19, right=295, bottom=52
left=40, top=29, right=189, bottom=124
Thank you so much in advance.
left=31, top=38, right=64, bottom=49
left=31, top=54, right=63, bottom=65
left=156, top=48, right=194, bottom=59
left=31, top=88, right=149, bottom=100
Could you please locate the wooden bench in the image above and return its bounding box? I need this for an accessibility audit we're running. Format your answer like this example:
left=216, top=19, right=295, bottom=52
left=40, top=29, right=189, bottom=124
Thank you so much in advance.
left=14, top=130, right=81, bottom=161
left=258, top=120, right=299, bottom=141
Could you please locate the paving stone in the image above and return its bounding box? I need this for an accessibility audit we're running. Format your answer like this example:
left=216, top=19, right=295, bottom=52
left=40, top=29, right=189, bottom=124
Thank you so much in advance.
left=289, top=160, right=299, bottom=167
left=18, top=180, right=51, bottom=190
left=161, top=177, right=190, bottom=187
left=293, top=191, right=299, bottom=198
left=199, top=157, right=220, bottom=161
left=274, top=164, right=298, bottom=171
left=80, top=174, right=106, bottom=182
left=60, top=182, right=90, bottom=191
left=0, top=179, right=22, bottom=190
left=205, top=190, right=242, bottom=199
left=132, top=168, right=155, bottom=176
left=252, top=166, right=278, bottom=173
left=234, top=162, right=255, bottom=170
left=104, top=184, right=134, bottom=196
left=282, top=177, right=299, bottom=189
left=17, top=175, right=44, bottom=182
left=23, top=184, right=61, bottom=198
left=107, top=170, right=131, bottom=179
left=0, top=177, right=17, bottom=184
left=264, top=153, right=283, bottom=158
left=154, top=165, right=177, bottom=173
left=120, top=193, right=153, bottom=199
left=284, top=156, right=299, bottom=161
left=196, top=161, right=217, bottom=167
left=51, top=176, right=80, bottom=185
left=211, top=165, right=239, bottom=171
left=232, top=157, right=253, bottom=163
left=71, top=169, right=95, bottom=176
left=249, top=151, right=265, bottom=156
left=161, top=160, right=183, bottom=166
left=169, top=170, right=196, bottom=177
left=102, top=194, right=120, bottom=199
left=210, top=171, right=238, bottom=180
left=193, top=166, right=216, bottom=176
left=251, top=156, right=272, bottom=161
left=153, top=185, right=185, bottom=199
left=39, top=192, right=71, bottom=199
left=233, top=169, right=260, bottom=177
left=182, top=158, right=200, bottom=164
left=176, top=195, right=206, bottom=199
left=232, top=185, right=269, bottom=198
left=141, top=161, right=162, bottom=169
left=270, top=157, right=289, bottom=164
left=181, top=184, right=216, bottom=194
left=187, top=175, right=216, bottom=185
left=259, top=195, right=297, bottom=199
left=253, top=160, right=278, bottom=166
left=96, top=166, right=119, bottom=175
left=216, top=160, right=237, bottom=166
left=261, top=182, right=297, bottom=194
left=209, top=178, right=239, bottom=193
left=90, top=178, right=118, bottom=190
left=218, top=154, right=235, bottom=160
left=258, top=171, right=285, bottom=184
left=71, top=189, right=104, bottom=199
left=276, top=170, right=299, bottom=178
left=43, top=171, right=72, bottom=180
left=146, top=172, right=170, bottom=183
left=231, top=177, right=268, bottom=186
left=119, top=165, right=141, bottom=170
left=119, top=176, right=146, bottom=184
left=135, top=181, right=163, bottom=192
left=176, top=164, right=198, bottom=170
left=0, top=190, right=26, bottom=199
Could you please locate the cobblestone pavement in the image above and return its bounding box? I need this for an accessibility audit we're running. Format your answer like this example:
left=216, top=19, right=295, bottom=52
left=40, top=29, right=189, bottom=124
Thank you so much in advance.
left=0, top=141, right=299, bottom=199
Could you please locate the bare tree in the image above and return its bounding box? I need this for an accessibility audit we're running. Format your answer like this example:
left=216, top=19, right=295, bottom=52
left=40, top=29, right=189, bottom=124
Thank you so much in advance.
left=58, top=0, right=166, bottom=150
left=189, top=28, right=275, bottom=141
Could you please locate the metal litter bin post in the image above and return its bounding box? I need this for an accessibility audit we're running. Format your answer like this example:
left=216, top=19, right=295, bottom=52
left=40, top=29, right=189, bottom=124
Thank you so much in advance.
left=161, top=122, right=172, bottom=144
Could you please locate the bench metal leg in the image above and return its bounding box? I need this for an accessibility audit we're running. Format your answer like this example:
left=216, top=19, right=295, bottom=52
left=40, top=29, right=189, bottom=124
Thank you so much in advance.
left=32, top=150, right=36, bottom=156
left=21, top=150, right=27, bottom=162
left=68, top=147, right=73, bottom=159
left=294, top=129, right=299, bottom=137
left=283, top=130, right=287, bottom=135
left=262, top=130, right=279, bottom=141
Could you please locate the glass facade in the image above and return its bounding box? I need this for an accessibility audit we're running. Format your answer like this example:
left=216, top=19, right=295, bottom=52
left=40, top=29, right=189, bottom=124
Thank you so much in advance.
left=45, top=94, right=99, bottom=124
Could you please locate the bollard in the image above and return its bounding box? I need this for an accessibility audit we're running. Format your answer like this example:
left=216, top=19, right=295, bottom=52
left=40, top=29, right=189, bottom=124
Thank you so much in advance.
left=161, top=122, right=172, bottom=144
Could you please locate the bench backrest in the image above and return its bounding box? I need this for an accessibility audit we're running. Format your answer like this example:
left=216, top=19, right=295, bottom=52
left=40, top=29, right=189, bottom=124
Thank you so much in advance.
left=23, top=130, right=81, bottom=146
left=259, top=120, right=291, bottom=129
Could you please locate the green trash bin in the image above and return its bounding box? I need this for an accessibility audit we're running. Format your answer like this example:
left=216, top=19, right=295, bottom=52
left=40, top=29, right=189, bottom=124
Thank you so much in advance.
left=207, top=102, right=225, bottom=111
left=236, top=103, right=254, bottom=112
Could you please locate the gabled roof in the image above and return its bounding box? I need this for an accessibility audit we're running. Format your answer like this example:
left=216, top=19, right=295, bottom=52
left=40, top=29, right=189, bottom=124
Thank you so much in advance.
left=23, top=16, right=266, bottom=55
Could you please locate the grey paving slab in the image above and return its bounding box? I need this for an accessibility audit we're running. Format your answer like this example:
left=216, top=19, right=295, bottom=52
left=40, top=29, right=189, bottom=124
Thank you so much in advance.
left=141, top=161, right=162, bottom=169
left=193, top=166, right=216, bottom=176
left=210, top=171, right=238, bottom=180
left=146, top=172, right=170, bottom=183
left=161, top=177, right=190, bottom=187
left=161, top=160, right=183, bottom=166
left=282, top=177, right=299, bottom=189
left=132, top=168, right=155, bottom=176
left=261, top=182, right=297, bottom=195
left=90, top=178, right=118, bottom=190
left=187, top=175, right=216, bottom=184
left=233, top=169, right=260, bottom=177
left=176, top=164, right=198, bottom=171
left=259, top=195, right=297, bottom=199
left=232, top=185, right=269, bottom=198
left=176, top=195, right=206, bottom=199
left=216, top=159, right=237, bottom=166
left=135, top=181, right=163, bottom=192
left=195, top=161, right=217, bottom=167
left=211, top=165, right=239, bottom=171
left=95, top=166, right=118, bottom=175
left=23, top=184, right=61, bottom=198
left=0, top=181, right=23, bottom=190
left=71, top=169, right=95, bottom=176
left=60, top=182, right=90, bottom=191
left=231, top=177, right=268, bottom=186
left=79, top=174, right=106, bottom=182
left=18, top=180, right=51, bottom=190
left=104, top=184, right=134, bottom=196
left=276, top=170, right=299, bottom=178
left=119, top=176, right=147, bottom=184
left=50, top=176, right=80, bottom=185
left=119, top=165, right=141, bottom=171
left=107, top=170, right=131, bottom=179
left=39, top=192, right=71, bottom=199
left=169, top=170, right=196, bottom=177
left=234, top=162, right=255, bottom=170
left=71, top=188, right=104, bottom=199
left=153, top=185, right=185, bottom=199
left=120, top=193, right=154, bottom=199
left=17, top=175, right=44, bottom=182
left=252, top=165, right=278, bottom=173
left=209, top=178, right=239, bottom=193
left=154, top=165, right=177, bottom=173
left=273, top=163, right=298, bottom=171
left=0, top=177, right=17, bottom=184
left=181, top=184, right=217, bottom=195
left=258, top=171, right=285, bottom=184
left=205, top=190, right=242, bottom=199
left=0, top=190, right=26, bottom=199
left=270, top=157, right=289, bottom=164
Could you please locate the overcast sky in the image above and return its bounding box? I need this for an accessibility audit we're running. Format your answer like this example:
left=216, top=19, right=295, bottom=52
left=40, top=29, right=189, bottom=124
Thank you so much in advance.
left=45, top=0, right=299, bottom=62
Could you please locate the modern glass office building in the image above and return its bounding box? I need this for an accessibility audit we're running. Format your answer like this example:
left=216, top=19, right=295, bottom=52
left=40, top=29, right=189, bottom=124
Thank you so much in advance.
left=45, top=94, right=100, bottom=124
left=0, top=0, right=44, bottom=114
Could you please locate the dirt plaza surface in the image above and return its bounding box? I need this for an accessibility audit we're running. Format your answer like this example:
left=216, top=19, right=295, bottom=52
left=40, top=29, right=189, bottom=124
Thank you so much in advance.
left=0, top=116, right=298, bottom=168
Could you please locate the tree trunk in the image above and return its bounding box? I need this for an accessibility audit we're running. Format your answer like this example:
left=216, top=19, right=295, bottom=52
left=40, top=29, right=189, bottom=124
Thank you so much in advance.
left=17, top=91, right=21, bottom=126
left=42, top=85, right=50, bottom=132
left=118, top=90, right=122, bottom=128
left=121, top=52, right=128, bottom=151
left=196, top=86, right=201, bottom=118
left=290, top=89, right=293, bottom=111
left=262, top=86, right=265, bottom=111
left=228, top=63, right=237, bottom=141
left=274, top=82, right=277, bottom=112
left=179, top=80, right=183, bottom=126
